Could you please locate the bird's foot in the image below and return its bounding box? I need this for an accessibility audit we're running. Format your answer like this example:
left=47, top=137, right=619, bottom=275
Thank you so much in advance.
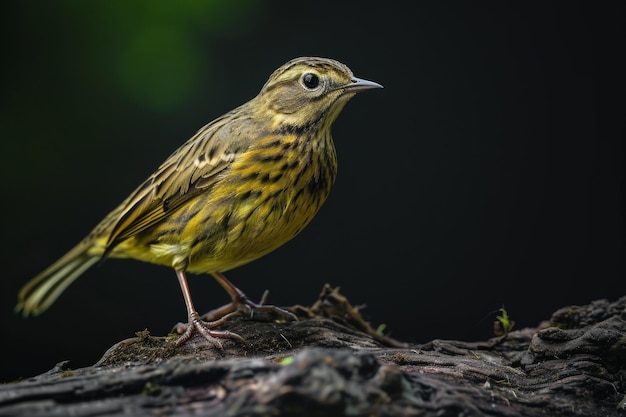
left=202, top=290, right=298, bottom=323
left=173, top=311, right=246, bottom=348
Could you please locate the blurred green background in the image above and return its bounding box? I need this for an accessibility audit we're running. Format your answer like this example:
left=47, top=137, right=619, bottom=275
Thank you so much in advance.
left=1, top=1, right=624, bottom=382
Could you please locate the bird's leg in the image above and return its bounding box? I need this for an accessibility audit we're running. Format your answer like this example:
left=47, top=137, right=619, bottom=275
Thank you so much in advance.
left=174, top=269, right=245, bottom=347
left=201, top=271, right=298, bottom=322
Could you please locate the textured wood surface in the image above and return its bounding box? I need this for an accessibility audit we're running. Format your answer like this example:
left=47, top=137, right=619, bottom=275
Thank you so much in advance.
left=1, top=285, right=624, bottom=416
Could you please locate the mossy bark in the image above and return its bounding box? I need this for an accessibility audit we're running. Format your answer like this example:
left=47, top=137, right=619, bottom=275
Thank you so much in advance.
left=1, top=284, right=624, bottom=417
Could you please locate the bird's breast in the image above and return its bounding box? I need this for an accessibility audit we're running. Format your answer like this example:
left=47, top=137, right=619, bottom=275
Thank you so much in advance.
left=184, top=132, right=338, bottom=273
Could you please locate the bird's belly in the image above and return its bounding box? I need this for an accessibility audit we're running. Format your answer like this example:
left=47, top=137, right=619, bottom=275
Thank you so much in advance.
left=185, top=192, right=323, bottom=274
left=114, top=186, right=328, bottom=274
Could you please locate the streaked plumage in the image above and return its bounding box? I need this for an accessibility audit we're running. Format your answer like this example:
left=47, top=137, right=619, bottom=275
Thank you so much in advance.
left=16, top=56, right=382, bottom=346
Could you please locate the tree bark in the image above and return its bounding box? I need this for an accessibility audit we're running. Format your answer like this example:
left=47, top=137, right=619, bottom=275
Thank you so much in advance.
left=1, top=284, right=624, bottom=417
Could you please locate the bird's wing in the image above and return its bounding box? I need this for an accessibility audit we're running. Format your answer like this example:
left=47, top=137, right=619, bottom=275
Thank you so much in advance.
left=104, top=109, right=253, bottom=251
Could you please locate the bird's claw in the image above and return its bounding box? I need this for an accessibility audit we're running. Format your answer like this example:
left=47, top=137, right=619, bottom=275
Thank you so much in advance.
left=202, top=290, right=298, bottom=323
left=174, top=311, right=246, bottom=348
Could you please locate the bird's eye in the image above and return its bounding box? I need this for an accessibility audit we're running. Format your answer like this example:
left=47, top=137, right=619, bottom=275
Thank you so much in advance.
left=302, top=72, right=320, bottom=89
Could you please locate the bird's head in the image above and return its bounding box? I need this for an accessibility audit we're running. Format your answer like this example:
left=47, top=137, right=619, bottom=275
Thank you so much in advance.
left=257, top=57, right=382, bottom=132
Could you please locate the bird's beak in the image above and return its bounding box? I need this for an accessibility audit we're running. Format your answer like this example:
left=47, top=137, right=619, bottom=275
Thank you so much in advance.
left=343, top=77, right=383, bottom=93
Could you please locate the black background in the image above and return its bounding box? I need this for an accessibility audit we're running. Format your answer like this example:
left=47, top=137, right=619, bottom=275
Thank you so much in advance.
left=1, top=1, right=624, bottom=383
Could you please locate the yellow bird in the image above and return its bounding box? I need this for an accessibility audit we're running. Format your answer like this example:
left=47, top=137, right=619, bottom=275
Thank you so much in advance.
left=16, top=56, right=382, bottom=346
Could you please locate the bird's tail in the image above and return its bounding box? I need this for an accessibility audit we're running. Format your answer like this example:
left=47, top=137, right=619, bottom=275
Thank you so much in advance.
left=15, top=242, right=101, bottom=317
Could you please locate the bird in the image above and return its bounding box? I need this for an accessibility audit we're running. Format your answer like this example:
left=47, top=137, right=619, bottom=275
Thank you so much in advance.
left=15, top=56, right=383, bottom=347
